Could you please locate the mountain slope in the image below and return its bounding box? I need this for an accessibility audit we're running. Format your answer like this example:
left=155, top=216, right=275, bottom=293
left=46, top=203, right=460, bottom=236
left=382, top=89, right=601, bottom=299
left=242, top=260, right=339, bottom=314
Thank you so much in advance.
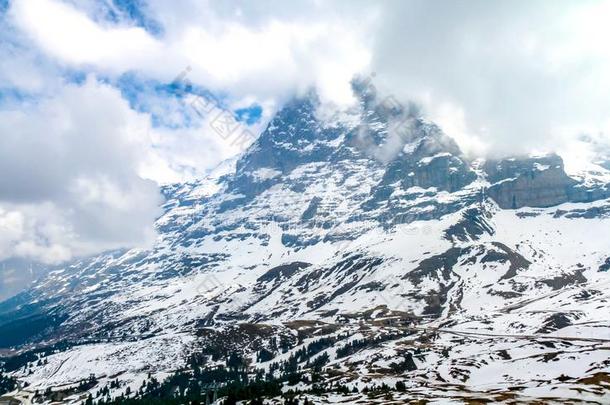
left=1, top=88, right=610, bottom=403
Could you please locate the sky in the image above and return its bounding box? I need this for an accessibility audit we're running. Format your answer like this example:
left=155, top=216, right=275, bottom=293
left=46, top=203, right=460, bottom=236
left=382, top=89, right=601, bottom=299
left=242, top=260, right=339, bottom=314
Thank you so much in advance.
left=1, top=0, right=610, bottom=270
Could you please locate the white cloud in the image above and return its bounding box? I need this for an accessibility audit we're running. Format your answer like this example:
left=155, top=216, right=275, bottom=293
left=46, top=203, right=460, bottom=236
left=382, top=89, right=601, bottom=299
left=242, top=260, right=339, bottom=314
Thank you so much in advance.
left=12, top=0, right=610, bottom=157
left=0, top=49, right=49, bottom=93
left=0, top=78, right=163, bottom=263
left=0, top=70, right=268, bottom=263
left=10, top=0, right=373, bottom=106
left=369, top=0, right=610, bottom=156
left=10, top=0, right=163, bottom=70
left=0, top=73, right=257, bottom=263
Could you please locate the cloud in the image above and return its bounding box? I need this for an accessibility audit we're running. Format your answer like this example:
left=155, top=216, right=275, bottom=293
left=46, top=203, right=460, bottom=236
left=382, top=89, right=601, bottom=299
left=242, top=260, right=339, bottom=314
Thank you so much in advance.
left=368, top=0, right=610, bottom=156
left=0, top=75, right=262, bottom=263
left=0, top=72, right=258, bottom=263
left=11, top=0, right=610, bottom=158
left=10, top=0, right=162, bottom=70
left=10, top=0, right=373, bottom=106
left=0, top=78, right=163, bottom=263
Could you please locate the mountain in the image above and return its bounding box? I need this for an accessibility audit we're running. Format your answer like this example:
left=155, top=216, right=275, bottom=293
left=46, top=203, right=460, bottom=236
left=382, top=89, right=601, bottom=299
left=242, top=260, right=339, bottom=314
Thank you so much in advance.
left=1, top=85, right=610, bottom=404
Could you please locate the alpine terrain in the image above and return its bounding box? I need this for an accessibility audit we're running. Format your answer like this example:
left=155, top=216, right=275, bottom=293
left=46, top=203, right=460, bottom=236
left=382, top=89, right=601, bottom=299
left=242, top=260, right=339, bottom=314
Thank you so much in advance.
left=2, top=83, right=610, bottom=404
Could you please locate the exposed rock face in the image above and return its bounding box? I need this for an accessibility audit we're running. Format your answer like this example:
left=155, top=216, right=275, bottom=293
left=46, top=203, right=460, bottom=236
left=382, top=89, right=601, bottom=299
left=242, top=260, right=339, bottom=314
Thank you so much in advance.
left=444, top=206, right=494, bottom=242
left=484, top=154, right=576, bottom=209
left=600, top=258, right=610, bottom=272
left=402, top=153, right=476, bottom=193
left=536, top=313, right=577, bottom=334
left=569, top=183, right=610, bottom=204
left=228, top=97, right=345, bottom=200
left=375, top=122, right=476, bottom=194
left=484, top=154, right=609, bottom=209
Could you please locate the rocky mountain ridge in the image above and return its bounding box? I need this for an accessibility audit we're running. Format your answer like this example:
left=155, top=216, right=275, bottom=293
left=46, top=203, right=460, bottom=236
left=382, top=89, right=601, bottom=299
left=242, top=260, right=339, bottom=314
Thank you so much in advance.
left=1, top=87, right=610, bottom=403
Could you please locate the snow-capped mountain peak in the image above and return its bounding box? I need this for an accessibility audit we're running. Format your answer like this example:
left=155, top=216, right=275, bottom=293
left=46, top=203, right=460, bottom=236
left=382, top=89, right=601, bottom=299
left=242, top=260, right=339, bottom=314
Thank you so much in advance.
left=1, top=89, right=610, bottom=404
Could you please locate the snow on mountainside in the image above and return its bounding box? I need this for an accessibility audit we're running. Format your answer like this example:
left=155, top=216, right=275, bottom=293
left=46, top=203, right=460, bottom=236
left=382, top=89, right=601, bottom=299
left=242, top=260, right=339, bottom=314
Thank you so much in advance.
left=1, top=86, right=610, bottom=403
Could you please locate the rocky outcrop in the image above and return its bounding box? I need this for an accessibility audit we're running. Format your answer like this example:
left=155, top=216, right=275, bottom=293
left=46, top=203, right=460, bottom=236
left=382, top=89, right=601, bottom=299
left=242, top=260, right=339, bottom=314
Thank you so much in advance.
left=599, top=258, right=610, bottom=272
left=444, top=206, right=494, bottom=242
left=378, top=122, right=476, bottom=193
left=484, top=154, right=576, bottom=209
left=484, top=154, right=609, bottom=209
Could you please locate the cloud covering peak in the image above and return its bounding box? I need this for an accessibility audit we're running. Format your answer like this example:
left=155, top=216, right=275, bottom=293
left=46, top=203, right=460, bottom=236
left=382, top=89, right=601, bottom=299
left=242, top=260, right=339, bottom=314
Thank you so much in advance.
left=1, top=0, right=610, bottom=264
